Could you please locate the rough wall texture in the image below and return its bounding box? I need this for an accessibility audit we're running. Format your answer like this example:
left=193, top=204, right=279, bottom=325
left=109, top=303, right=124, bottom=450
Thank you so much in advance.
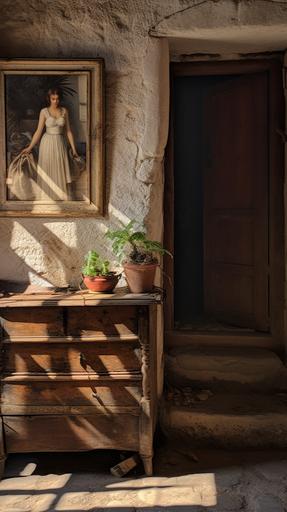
left=0, top=0, right=171, bottom=286
left=0, top=0, right=287, bottom=287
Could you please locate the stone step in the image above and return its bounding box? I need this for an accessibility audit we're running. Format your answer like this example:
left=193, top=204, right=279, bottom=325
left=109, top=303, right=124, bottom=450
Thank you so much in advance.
left=165, top=346, right=287, bottom=391
left=160, top=390, right=287, bottom=449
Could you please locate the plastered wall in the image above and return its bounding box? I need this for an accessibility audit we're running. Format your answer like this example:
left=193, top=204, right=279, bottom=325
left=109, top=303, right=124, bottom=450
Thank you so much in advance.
left=0, top=0, right=171, bottom=287
left=1, top=0, right=287, bottom=287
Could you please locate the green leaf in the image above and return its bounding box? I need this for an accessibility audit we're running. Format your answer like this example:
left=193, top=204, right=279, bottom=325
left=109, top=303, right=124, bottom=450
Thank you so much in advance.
left=82, top=250, right=111, bottom=276
left=130, top=231, right=146, bottom=242
left=105, top=219, right=172, bottom=263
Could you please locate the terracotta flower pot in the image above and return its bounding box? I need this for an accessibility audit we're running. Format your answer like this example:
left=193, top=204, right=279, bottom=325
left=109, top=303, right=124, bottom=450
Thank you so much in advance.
left=83, top=274, right=119, bottom=293
left=123, top=262, right=158, bottom=293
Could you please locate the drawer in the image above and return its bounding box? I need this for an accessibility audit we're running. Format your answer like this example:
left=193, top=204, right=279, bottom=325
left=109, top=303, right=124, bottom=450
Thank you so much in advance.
left=4, top=414, right=139, bottom=452
left=3, top=341, right=141, bottom=375
left=0, top=307, right=64, bottom=337
left=66, top=306, right=138, bottom=337
left=1, top=381, right=142, bottom=409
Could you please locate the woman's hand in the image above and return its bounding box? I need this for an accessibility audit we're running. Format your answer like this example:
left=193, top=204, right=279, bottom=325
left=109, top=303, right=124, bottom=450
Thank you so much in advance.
left=72, top=151, right=79, bottom=159
left=21, top=146, right=32, bottom=155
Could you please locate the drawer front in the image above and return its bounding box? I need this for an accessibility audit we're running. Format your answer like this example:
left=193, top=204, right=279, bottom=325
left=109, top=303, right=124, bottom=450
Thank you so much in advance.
left=4, top=414, right=139, bottom=452
left=66, top=306, right=138, bottom=337
left=0, top=308, right=64, bottom=337
left=1, top=381, right=142, bottom=408
left=3, top=342, right=141, bottom=375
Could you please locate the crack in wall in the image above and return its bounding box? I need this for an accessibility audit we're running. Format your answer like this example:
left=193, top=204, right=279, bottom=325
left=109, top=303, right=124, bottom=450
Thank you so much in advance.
left=150, top=0, right=287, bottom=37
left=149, top=0, right=210, bottom=35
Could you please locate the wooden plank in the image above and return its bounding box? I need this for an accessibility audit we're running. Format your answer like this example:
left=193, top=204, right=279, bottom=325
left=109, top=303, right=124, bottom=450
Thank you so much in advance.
left=2, top=381, right=142, bottom=407
left=269, top=60, right=285, bottom=345
left=164, top=72, right=175, bottom=331
left=3, top=342, right=141, bottom=374
left=0, top=287, right=162, bottom=307
left=138, top=307, right=153, bottom=476
left=0, top=418, right=5, bottom=481
left=4, top=415, right=139, bottom=452
left=149, top=304, right=159, bottom=424
left=172, top=60, right=276, bottom=77
left=0, top=296, right=161, bottom=307
left=0, top=308, right=64, bottom=337
left=2, top=373, right=142, bottom=382
left=66, top=306, right=138, bottom=336
left=0, top=60, right=105, bottom=70
left=2, top=334, right=140, bottom=343
left=2, top=405, right=140, bottom=415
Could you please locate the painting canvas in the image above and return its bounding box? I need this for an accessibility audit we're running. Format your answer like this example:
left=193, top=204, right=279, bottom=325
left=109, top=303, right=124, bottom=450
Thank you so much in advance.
left=0, top=60, right=104, bottom=216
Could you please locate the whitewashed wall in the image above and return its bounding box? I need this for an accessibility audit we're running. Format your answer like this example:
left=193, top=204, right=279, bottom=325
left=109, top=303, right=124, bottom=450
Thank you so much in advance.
left=1, top=0, right=287, bottom=286
left=0, top=1, right=171, bottom=287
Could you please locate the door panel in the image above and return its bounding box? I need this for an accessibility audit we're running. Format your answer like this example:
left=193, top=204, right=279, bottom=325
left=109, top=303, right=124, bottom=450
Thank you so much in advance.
left=204, top=73, right=269, bottom=330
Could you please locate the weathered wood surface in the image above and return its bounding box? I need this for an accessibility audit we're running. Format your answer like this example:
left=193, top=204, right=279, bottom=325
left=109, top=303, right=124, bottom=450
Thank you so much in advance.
left=0, top=418, right=5, bottom=480
left=0, top=295, right=159, bottom=476
left=4, top=414, right=139, bottom=452
left=138, top=307, right=154, bottom=477
left=2, top=334, right=139, bottom=343
left=2, top=382, right=142, bottom=407
left=2, top=405, right=140, bottom=415
left=3, top=342, right=141, bottom=374
left=1, top=307, right=64, bottom=337
left=66, top=306, right=138, bottom=336
left=0, top=292, right=161, bottom=350
left=166, top=60, right=283, bottom=350
left=0, top=286, right=162, bottom=308
left=3, top=373, right=142, bottom=382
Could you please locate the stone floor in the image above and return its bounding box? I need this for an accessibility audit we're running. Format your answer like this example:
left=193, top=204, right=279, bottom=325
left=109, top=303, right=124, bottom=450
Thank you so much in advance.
left=1, top=439, right=287, bottom=511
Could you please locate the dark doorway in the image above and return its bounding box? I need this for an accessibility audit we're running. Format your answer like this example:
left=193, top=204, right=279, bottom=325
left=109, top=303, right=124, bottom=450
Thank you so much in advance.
left=165, top=61, right=284, bottom=344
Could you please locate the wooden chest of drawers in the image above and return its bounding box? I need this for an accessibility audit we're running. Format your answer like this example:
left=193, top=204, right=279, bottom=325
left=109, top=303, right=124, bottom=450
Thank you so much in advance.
left=0, top=288, right=161, bottom=477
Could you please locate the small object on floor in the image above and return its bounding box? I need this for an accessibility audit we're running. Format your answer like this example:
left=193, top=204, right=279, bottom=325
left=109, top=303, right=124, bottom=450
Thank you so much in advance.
left=110, top=454, right=140, bottom=477
left=20, top=462, right=37, bottom=476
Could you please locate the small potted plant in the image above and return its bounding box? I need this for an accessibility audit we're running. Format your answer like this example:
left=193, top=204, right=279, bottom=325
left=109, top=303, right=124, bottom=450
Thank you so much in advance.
left=106, top=220, right=171, bottom=293
left=82, top=250, right=120, bottom=293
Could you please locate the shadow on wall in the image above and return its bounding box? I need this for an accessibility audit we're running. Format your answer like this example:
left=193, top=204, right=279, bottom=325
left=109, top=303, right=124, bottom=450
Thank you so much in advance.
left=0, top=206, right=147, bottom=289
left=0, top=218, right=82, bottom=288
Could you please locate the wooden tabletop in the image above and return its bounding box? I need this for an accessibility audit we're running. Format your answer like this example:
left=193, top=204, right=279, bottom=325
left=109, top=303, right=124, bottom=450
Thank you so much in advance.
left=0, top=283, right=162, bottom=307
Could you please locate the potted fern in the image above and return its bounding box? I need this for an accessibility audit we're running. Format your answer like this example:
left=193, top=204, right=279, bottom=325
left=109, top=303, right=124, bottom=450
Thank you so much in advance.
left=106, top=220, right=171, bottom=293
left=82, top=250, right=120, bottom=293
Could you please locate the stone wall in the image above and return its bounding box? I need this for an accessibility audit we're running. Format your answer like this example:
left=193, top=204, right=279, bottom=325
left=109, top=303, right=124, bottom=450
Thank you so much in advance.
left=1, top=0, right=287, bottom=286
left=0, top=0, right=171, bottom=286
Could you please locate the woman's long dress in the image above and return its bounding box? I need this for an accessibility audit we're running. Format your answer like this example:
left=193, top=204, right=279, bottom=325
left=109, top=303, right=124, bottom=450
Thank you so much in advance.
left=37, top=108, right=72, bottom=200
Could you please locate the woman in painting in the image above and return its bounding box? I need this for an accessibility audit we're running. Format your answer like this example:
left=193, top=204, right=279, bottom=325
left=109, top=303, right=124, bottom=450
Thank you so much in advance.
left=21, top=87, right=78, bottom=200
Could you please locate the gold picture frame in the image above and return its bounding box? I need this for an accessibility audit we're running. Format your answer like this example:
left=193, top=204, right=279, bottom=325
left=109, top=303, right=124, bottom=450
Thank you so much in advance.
left=0, top=59, right=104, bottom=216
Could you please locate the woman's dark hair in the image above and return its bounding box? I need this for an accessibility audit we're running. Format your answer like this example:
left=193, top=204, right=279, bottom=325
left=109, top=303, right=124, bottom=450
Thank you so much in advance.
left=46, top=87, right=63, bottom=105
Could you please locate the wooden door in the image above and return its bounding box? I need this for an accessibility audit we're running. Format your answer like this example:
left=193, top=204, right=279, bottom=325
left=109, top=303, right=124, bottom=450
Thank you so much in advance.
left=204, top=72, right=269, bottom=330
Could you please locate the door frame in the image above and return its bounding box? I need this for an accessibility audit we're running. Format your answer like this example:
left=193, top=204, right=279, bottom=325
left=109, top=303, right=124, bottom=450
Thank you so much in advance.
left=164, top=59, right=285, bottom=351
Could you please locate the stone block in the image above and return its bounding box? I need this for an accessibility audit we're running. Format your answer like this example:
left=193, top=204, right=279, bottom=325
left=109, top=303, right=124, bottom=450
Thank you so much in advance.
left=165, top=347, right=287, bottom=392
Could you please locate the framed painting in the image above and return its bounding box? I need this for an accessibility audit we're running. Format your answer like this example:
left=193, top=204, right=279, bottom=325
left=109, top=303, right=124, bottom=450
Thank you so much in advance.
left=0, top=59, right=104, bottom=216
